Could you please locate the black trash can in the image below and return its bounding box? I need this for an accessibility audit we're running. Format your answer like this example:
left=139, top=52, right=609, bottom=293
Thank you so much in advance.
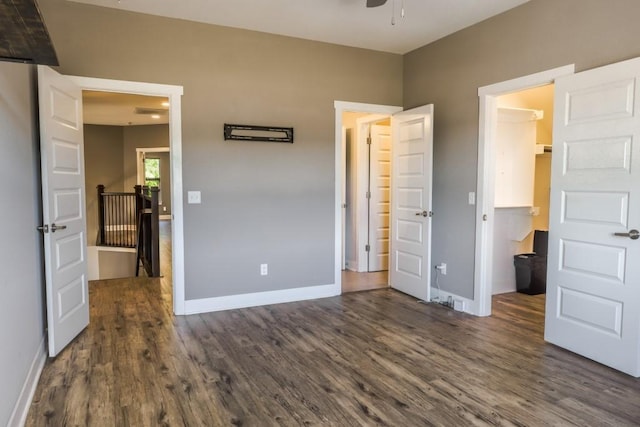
left=514, top=254, right=546, bottom=295
left=533, top=230, right=549, bottom=257
left=514, top=231, right=548, bottom=295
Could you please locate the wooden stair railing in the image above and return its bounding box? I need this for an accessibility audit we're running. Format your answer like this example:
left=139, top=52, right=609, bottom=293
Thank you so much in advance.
left=96, top=184, right=161, bottom=277
left=96, top=184, right=137, bottom=248
left=135, top=185, right=161, bottom=278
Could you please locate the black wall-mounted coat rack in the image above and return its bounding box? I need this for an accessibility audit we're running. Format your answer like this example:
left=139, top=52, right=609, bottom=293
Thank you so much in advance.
left=224, top=123, right=294, bottom=143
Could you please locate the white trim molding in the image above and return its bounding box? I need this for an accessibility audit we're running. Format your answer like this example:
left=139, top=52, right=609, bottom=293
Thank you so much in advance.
left=184, top=284, right=340, bottom=315
left=8, top=338, right=46, bottom=427
left=136, top=147, right=171, bottom=153
left=472, top=64, right=575, bottom=317
left=334, top=101, right=403, bottom=292
left=431, top=288, right=474, bottom=314
left=68, top=75, right=187, bottom=315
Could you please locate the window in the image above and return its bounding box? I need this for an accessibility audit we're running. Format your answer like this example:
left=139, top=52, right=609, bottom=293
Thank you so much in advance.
left=144, top=158, right=161, bottom=189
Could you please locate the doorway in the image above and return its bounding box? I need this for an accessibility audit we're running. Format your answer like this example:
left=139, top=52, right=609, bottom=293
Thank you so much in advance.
left=68, top=75, right=186, bottom=315
left=473, top=65, right=575, bottom=317
left=348, top=115, right=392, bottom=267
left=335, top=101, right=434, bottom=301
left=491, top=85, right=553, bottom=297
left=83, top=91, right=173, bottom=281
left=342, top=112, right=392, bottom=292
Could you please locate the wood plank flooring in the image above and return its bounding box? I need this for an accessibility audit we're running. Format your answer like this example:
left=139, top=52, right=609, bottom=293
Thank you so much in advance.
left=27, top=284, right=640, bottom=425
left=341, top=270, right=388, bottom=293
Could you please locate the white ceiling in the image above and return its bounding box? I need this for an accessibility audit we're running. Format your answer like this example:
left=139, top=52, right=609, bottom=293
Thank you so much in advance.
left=83, top=91, right=169, bottom=126
left=68, top=0, right=529, bottom=54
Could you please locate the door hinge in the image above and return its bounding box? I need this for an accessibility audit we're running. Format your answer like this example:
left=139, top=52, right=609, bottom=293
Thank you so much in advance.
left=342, top=203, right=347, bottom=208
left=366, top=136, right=372, bottom=145
left=365, top=244, right=370, bottom=252
left=366, top=191, right=371, bottom=199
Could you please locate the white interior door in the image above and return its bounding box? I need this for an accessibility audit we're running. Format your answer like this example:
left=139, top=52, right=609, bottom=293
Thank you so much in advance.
left=389, top=105, right=434, bottom=300
left=341, top=126, right=347, bottom=270
left=368, top=124, right=391, bottom=271
left=38, top=66, right=89, bottom=357
left=545, top=57, right=640, bottom=377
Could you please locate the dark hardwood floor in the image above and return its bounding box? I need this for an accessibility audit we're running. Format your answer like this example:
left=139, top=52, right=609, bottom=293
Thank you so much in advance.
left=27, top=280, right=640, bottom=425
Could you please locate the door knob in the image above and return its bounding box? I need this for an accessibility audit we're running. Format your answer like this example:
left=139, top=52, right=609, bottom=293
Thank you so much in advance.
left=614, top=229, right=639, bottom=240
left=51, top=223, right=67, bottom=233
left=37, top=224, right=49, bottom=233
left=415, top=210, right=432, bottom=217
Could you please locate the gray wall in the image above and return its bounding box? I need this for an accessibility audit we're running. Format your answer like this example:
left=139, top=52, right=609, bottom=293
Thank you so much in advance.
left=403, top=0, right=640, bottom=299
left=0, top=62, right=45, bottom=425
left=123, top=124, right=170, bottom=213
left=84, top=124, right=125, bottom=245
left=38, top=0, right=403, bottom=300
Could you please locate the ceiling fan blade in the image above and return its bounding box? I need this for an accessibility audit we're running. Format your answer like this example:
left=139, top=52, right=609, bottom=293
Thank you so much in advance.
left=366, top=0, right=387, bottom=7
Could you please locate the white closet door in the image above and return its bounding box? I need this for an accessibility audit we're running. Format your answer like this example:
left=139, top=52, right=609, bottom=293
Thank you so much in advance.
left=368, top=124, right=391, bottom=272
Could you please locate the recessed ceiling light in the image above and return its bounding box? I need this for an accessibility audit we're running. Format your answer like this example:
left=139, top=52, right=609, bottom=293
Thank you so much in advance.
left=161, top=101, right=170, bottom=107
left=151, top=114, right=161, bottom=119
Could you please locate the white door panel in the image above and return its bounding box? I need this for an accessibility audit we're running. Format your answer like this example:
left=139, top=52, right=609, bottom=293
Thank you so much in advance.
left=562, top=191, right=628, bottom=226
left=390, top=105, right=433, bottom=300
left=38, top=66, right=89, bottom=357
left=368, top=125, right=391, bottom=271
left=545, top=57, right=640, bottom=377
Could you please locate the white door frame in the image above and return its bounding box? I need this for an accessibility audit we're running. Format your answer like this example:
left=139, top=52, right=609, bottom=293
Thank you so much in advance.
left=68, top=75, right=186, bottom=315
left=334, top=101, right=402, bottom=292
left=472, top=65, right=574, bottom=316
left=341, top=126, right=347, bottom=270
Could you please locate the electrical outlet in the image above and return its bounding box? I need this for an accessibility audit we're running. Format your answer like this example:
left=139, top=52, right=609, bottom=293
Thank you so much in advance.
left=260, top=263, right=268, bottom=276
left=436, top=263, right=447, bottom=275
left=468, top=191, right=476, bottom=205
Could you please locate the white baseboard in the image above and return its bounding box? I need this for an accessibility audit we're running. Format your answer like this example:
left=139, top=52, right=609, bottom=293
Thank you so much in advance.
left=9, top=338, right=46, bottom=427
left=345, top=260, right=358, bottom=271
left=184, top=283, right=340, bottom=315
left=430, top=287, right=475, bottom=315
